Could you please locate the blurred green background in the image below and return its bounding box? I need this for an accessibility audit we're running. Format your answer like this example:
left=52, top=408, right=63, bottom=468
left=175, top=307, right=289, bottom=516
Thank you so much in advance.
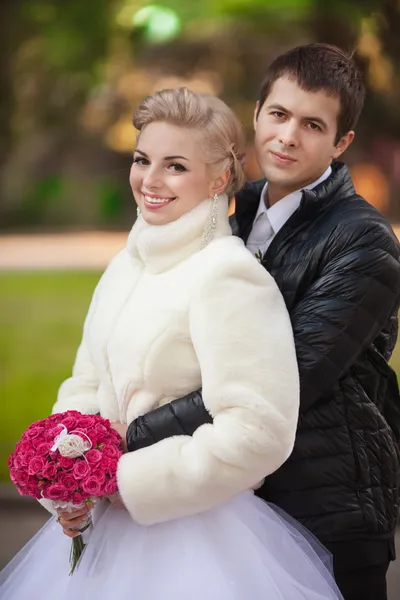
left=1, top=0, right=400, bottom=482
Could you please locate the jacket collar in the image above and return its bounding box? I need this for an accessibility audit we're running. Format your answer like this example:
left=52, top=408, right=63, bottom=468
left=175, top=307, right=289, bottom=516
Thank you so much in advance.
left=301, top=161, right=355, bottom=206
left=234, top=162, right=355, bottom=240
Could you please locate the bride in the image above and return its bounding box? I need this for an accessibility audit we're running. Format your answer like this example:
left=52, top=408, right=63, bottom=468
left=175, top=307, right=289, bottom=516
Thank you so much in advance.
left=1, top=87, right=343, bottom=599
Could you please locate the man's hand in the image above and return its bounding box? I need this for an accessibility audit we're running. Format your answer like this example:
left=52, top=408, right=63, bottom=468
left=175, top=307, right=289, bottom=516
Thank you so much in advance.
left=111, top=422, right=128, bottom=453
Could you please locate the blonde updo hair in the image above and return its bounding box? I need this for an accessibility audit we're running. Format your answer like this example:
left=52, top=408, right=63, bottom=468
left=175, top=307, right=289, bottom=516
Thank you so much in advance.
left=133, top=87, right=246, bottom=197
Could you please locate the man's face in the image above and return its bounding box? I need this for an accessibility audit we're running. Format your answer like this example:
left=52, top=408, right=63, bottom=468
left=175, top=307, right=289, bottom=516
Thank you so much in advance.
left=254, top=76, right=354, bottom=202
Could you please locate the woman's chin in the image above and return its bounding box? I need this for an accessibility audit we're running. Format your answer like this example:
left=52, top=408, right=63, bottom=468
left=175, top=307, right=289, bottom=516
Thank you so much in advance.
left=141, top=206, right=175, bottom=226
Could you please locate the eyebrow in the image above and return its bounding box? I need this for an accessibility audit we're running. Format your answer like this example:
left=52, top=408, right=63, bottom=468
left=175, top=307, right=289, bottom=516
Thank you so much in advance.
left=266, top=103, right=328, bottom=130
left=134, top=149, right=189, bottom=161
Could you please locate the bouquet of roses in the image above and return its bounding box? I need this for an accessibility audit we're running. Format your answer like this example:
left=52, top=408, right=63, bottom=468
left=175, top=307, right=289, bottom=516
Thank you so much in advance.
left=8, top=410, right=123, bottom=574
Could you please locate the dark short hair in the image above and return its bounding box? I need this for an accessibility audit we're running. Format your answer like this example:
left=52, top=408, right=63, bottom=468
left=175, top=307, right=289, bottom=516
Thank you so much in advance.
left=257, top=43, right=365, bottom=140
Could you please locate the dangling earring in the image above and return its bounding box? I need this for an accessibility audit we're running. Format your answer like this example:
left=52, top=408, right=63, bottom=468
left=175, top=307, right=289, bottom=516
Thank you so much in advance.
left=200, top=193, right=219, bottom=250
left=136, top=205, right=141, bottom=218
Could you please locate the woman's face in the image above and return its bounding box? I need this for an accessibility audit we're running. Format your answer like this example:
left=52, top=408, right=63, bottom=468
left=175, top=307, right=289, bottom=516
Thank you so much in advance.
left=130, top=121, right=225, bottom=226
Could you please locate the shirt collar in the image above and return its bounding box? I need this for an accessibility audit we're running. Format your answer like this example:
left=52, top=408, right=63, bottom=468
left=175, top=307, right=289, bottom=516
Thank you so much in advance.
left=256, top=165, right=332, bottom=235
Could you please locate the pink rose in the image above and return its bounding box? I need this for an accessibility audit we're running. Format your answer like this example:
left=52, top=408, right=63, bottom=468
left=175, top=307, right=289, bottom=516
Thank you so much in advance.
left=9, top=468, right=18, bottom=484
left=42, top=462, right=58, bottom=480
left=42, top=433, right=52, bottom=444
left=58, top=457, right=74, bottom=472
left=35, top=442, right=51, bottom=457
left=25, top=482, right=40, bottom=499
left=81, top=476, right=103, bottom=496
left=28, top=456, right=45, bottom=476
left=50, top=412, right=65, bottom=420
left=25, top=426, right=44, bottom=440
left=44, top=483, right=69, bottom=501
left=90, top=468, right=106, bottom=485
left=9, top=453, right=20, bottom=469
left=108, top=434, right=122, bottom=449
left=100, top=455, right=112, bottom=470
left=20, top=448, right=35, bottom=467
left=48, top=422, right=66, bottom=435
left=85, top=449, right=102, bottom=465
left=104, top=478, right=118, bottom=495
left=58, top=473, right=79, bottom=492
left=72, top=491, right=84, bottom=505
left=13, top=455, right=23, bottom=469
left=31, top=436, right=42, bottom=449
left=60, top=416, right=77, bottom=430
left=85, top=428, right=98, bottom=446
left=15, top=470, right=29, bottom=489
left=103, top=444, right=121, bottom=459
left=113, top=431, right=123, bottom=444
left=72, top=460, right=91, bottom=480
left=94, top=423, right=109, bottom=442
left=74, top=415, right=95, bottom=429
left=107, top=459, right=119, bottom=475
left=20, top=441, right=34, bottom=453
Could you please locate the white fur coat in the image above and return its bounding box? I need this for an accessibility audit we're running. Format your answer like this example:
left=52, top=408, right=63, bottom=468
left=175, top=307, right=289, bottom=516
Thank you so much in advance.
left=52, top=196, right=300, bottom=524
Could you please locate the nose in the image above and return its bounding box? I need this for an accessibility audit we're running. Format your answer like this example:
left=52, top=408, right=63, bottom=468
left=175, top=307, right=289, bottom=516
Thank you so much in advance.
left=143, top=166, right=162, bottom=189
left=278, top=120, right=299, bottom=148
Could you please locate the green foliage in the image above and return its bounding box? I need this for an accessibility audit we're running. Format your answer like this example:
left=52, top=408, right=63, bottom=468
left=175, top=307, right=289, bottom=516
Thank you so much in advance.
left=1, top=0, right=399, bottom=228
left=211, top=0, right=313, bottom=19
left=21, top=175, right=64, bottom=225
left=144, top=0, right=313, bottom=21
left=98, top=179, right=124, bottom=221
left=21, top=0, right=112, bottom=77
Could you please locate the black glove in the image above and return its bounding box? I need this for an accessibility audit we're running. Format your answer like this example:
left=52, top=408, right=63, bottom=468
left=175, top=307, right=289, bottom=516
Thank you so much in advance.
left=126, top=389, right=212, bottom=452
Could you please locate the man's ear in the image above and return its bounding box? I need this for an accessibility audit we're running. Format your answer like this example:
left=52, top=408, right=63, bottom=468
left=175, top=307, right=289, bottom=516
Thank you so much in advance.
left=332, top=130, right=355, bottom=160
left=210, top=169, right=230, bottom=196
left=253, top=102, right=260, bottom=131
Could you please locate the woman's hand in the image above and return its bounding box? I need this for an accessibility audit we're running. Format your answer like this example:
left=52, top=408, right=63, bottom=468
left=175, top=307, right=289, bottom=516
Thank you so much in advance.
left=107, top=492, right=126, bottom=510
left=55, top=505, right=90, bottom=538
left=111, top=422, right=128, bottom=452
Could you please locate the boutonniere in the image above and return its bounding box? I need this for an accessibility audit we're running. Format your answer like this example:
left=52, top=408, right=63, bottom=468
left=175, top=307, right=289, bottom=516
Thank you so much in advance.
left=255, top=249, right=267, bottom=266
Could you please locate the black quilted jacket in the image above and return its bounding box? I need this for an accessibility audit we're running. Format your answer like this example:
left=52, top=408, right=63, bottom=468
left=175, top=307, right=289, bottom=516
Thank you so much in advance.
left=127, top=162, right=400, bottom=544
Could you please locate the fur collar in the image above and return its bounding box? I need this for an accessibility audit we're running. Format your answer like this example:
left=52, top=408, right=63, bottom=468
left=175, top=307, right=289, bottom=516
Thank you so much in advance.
left=126, top=195, right=231, bottom=273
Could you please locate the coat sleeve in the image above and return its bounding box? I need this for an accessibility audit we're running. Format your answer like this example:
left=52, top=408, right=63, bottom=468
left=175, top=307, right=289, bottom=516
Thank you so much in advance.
left=52, top=249, right=132, bottom=416
left=126, top=390, right=210, bottom=452
left=292, top=220, right=400, bottom=413
left=117, top=249, right=300, bottom=524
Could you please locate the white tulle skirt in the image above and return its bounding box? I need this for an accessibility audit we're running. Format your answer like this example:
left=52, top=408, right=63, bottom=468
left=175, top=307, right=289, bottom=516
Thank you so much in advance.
left=0, top=492, right=343, bottom=600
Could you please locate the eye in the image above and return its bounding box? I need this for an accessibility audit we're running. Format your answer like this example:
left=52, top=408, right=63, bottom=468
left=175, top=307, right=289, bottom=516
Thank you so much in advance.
left=133, top=156, right=149, bottom=166
left=271, top=111, right=286, bottom=120
left=167, top=162, right=187, bottom=173
left=306, top=121, right=322, bottom=132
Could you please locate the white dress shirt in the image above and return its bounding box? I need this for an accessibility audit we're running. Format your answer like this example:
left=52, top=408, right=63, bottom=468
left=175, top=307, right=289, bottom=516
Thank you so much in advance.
left=246, top=166, right=332, bottom=258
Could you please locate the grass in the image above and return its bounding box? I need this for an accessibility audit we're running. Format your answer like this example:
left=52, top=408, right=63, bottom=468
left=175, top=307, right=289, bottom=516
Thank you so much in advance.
left=0, top=270, right=399, bottom=482
left=0, top=271, right=101, bottom=481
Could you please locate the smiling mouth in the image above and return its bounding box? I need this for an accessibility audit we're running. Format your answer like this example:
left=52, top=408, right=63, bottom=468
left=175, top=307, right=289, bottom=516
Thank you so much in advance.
left=142, top=193, right=176, bottom=205
left=271, top=151, right=297, bottom=163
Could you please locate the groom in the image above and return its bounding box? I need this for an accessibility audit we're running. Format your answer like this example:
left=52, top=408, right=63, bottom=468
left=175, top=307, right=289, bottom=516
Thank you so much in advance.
left=122, top=44, right=400, bottom=600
